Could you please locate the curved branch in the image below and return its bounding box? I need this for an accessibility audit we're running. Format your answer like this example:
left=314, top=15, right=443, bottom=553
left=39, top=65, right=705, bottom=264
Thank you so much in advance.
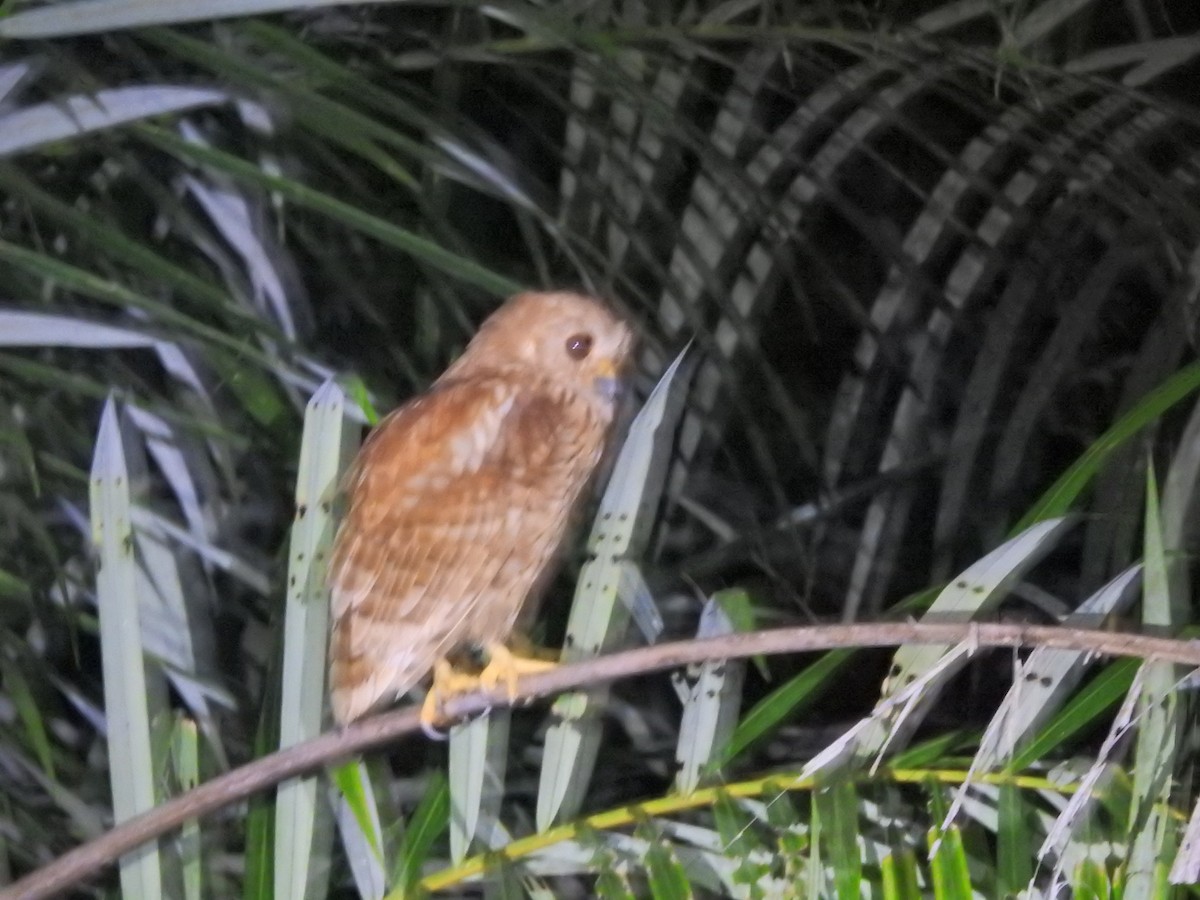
left=5, top=620, right=1198, bottom=899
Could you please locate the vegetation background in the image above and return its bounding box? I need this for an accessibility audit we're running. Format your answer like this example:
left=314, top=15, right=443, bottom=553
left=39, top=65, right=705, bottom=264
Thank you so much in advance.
left=2, top=0, right=1200, bottom=895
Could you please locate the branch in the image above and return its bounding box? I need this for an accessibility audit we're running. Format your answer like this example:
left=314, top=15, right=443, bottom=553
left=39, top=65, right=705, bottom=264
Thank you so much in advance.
left=5, top=621, right=1199, bottom=899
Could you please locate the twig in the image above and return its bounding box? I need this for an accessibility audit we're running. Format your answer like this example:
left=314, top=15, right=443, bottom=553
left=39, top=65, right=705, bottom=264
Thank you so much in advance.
left=5, top=620, right=1199, bottom=899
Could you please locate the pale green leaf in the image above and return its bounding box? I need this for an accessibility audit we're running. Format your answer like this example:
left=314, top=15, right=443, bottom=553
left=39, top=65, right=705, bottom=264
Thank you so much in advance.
left=90, top=396, right=163, bottom=898
left=538, top=346, right=693, bottom=829
left=449, top=710, right=510, bottom=863
left=275, top=380, right=357, bottom=900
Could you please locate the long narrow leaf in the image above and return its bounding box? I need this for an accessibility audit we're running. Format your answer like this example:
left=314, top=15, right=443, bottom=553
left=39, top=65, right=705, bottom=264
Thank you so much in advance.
left=449, top=710, right=511, bottom=863
left=392, top=769, right=449, bottom=895
left=0, top=0, right=365, bottom=37
left=275, top=380, right=356, bottom=899
left=537, top=346, right=693, bottom=829
left=674, top=594, right=745, bottom=795
left=138, top=126, right=521, bottom=298
left=331, top=762, right=386, bottom=899
left=1124, top=465, right=1181, bottom=895
left=1014, top=361, right=1200, bottom=532
left=838, top=517, right=1074, bottom=769
left=89, top=396, right=163, bottom=898
left=171, top=716, right=202, bottom=900
left=0, top=86, right=226, bottom=156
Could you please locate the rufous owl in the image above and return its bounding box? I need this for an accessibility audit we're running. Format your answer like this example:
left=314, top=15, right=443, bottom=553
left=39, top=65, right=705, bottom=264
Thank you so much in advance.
left=328, top=291, right=634, bottom=726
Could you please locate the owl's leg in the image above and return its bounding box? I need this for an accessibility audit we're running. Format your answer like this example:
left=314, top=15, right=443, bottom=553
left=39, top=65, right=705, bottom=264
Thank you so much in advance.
left=479, top=643, right=558, bottom=701
left=421, top=659, right=483, bottom=737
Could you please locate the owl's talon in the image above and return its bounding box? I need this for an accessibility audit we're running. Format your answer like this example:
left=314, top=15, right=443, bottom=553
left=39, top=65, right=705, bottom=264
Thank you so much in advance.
left=419, top=685, right=449, bottom=740
left=419, top=659, right=484, bottom=737
left=419, top=706, right=450, bottom=741
left=480, top=643, right=559, bottom=702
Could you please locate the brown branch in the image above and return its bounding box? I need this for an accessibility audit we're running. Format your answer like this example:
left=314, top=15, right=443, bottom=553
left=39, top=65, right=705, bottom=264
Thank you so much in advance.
left=5, top=621, right=1199, bottom=899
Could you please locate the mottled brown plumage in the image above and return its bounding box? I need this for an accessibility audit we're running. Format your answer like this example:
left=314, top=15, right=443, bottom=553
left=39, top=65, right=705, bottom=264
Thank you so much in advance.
left=328, top=291, right=634, bottom=724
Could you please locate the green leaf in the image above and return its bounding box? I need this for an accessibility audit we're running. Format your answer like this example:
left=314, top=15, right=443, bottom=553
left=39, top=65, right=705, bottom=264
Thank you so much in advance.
left=244, top=655, right=282, bottom=900
left=890, top=730, right=974, bottom=770
left=0, top=656, right=55, bottom=780
left=393, top=769, right=449, bottom=895
left=0, top=237, right=283, bottom=373
left=1013, top=360, right=1200, bottom=532
left=712, top=790, right=771, bottom=893
left=538, top=346, right=693, bottom=828
left=594, top=867, right=635, bottom=900
left=332, top=761, right=385, bottom=866
left=1071, top=856, right=1113, bottom=900
left=138, top=126, right=520, bottom=299
left=1125, top=462, right=1182, bottom=896
left=674, top=596, right=746, bottom=794
left=712, top=588, right=768, bottom=679
left=851, top=517, right=1074, bottom=766
left=144, top=29, right=423, bottom=190
left=0, top=166, right=251, bottom=324
left=807, top=788, right=825, bottom=899
left=332, top=760, right=386, bottom=897
left=1008, top=659, right=1139, bottom=772
left=0, top=565, right=31, bottom=598
left=0, top=0, right=352, bottom=36
left=275, top=380, right=355, bottom=900
left=996, top=782, right=1032, bottom=895
left=880, top=846, right=921, bottom=900
left=344, top=374, right=381, bottom=426
left=637, top=822, right=694, bottom=900
left=927, top=817, right=972, bottom=900
left=210, top=351, right=287, bottom=427
left=714, top=649, right=853, bottom=768
left=89, top=397, right=163, bottom=898
left=815, top=779, right=860, bottom=900
left=762, top=785, right=806, bottom=873
left=171, top=716, right=202, bottom=900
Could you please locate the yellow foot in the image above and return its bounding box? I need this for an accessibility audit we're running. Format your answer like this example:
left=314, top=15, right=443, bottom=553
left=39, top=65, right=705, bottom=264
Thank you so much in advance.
left=420, top=659, right=483, bottom=737
left=478, top=643, right=559, bottom=702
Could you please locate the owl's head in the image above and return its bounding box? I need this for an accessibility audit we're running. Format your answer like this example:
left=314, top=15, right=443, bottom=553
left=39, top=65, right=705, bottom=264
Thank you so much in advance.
left=449, top=291, right=636, bottom=410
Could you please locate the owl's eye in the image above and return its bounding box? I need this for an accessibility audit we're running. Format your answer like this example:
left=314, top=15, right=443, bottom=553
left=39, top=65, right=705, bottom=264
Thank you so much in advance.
left=565, top=333, right=593, bottom=360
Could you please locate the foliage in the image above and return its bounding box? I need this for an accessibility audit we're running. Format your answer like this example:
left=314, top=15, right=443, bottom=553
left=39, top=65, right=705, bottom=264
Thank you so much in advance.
left=3, top=0, right=1200, bottom=895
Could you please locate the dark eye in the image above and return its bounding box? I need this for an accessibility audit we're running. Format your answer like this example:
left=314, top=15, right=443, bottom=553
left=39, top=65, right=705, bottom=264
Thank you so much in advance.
left=565, top=333, right=593, bottom=360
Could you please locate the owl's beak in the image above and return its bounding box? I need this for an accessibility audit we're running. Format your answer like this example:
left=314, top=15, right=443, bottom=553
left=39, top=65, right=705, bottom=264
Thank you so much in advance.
left=595, top=357, right=619, bottom=379
left=593, top=357, right=623, bottom=401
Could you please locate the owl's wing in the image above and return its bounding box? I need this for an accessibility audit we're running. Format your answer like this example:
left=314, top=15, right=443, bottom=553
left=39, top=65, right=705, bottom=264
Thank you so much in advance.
left=327, top=375, right=566, bottom=722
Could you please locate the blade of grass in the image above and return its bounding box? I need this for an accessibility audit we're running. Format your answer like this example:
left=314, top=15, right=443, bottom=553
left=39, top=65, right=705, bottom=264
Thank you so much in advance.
left=0, top=656, right=56, bottom=780
left=674, top=595, right=744, bottom=795
left=0, top=86, right=226, bottom=155
left=331, top=762, right=386, bottom=898
left=89, top=396, right=163, bottom=898
left=537, top=346, right=693, bottom=829
left=449, top=710, right=511, bottom=863
left=1124, top=463, right=1181, bottom=895
left=714, top=649, right=853, bottom=770
left=392, top=769, right=449, bottom=895
left=275, top=380, right=356, bottom=899
left=851, top=517, right=1075, bottom=765
left=0, top=0, right=364, bottom=37
left=1013, top=361, right=1200, bottom=532
left=137, top=125, right=520, bottom=298
left=171, top=716, right=202, bottom=900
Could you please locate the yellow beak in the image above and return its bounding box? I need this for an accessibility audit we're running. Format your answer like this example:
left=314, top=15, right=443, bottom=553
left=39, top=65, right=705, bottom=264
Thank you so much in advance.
left=595, top=357, right=619, bottom=380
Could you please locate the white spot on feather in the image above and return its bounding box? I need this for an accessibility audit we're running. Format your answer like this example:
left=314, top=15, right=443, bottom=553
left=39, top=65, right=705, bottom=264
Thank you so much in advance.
left=448, top=391, right=516, bottom=473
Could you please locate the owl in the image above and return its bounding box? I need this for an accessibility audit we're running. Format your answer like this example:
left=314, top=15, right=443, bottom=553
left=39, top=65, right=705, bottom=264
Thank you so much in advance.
left=328, top=291, right=635, bottom=726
